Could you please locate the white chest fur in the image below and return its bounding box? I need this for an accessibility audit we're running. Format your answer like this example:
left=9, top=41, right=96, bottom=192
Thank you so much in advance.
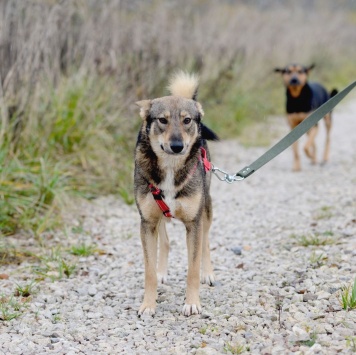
left=160, top=169, right=176, bottom=214
left=158, top=156, right=185, bottom=216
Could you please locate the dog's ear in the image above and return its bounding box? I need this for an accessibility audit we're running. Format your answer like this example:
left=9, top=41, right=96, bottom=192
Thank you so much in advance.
left=274, top=68, right=284, bottom=73
left=196, top=102, right=204, bottom=119
left=136, top=100, right=151, bottom=119
left=306, top=64, right=315, bottom=72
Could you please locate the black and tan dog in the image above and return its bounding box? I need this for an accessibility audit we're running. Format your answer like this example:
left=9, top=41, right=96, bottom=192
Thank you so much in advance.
left=275, top=64, right=337, bottom=171
left=134, top=72, right=218, bottom=316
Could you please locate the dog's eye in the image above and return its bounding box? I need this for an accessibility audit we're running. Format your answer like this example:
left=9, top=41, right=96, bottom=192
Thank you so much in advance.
left=183, top=117, right=191, bottom=125
left=158, top=117, right=168, bottom=124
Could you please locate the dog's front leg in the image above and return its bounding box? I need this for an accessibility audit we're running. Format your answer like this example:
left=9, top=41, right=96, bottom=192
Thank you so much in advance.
left=291, top=141, right=301, bottom=171
left=304, top=125, right=318, bottom=164
left=288, top=114, right=302, bottom=171
left=323, top=113, right=332, bottom=164
left=182, top=219, right=203, bottom=316
left=157, top=219, right=169, bottom=284
left=138, top=219, right=159, bottom=316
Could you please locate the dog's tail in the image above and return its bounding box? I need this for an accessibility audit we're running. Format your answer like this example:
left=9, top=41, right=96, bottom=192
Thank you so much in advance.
left=168, top=71, right=199, bottom=100
left=330, top=89, right=338, bottom=98
left=201, top=123, right=219, bottom=141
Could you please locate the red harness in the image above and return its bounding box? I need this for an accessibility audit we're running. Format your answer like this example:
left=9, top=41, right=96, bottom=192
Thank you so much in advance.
left=149, top=147, right=212, bottom=218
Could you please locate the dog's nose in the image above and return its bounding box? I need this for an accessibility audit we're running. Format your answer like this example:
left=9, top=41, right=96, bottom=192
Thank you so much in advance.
left=170, top=141, right=184, bottom=153
left=290, top=77, right=300, bottom=85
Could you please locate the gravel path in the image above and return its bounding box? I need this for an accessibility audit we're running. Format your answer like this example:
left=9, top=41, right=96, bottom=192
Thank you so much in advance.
left=1, top=98, right=356, bottom=354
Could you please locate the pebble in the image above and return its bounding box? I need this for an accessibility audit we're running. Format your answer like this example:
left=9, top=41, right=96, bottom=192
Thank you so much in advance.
left=231, top=246, right=242, bottom=255
left=303, top=293, right=318, bottom=302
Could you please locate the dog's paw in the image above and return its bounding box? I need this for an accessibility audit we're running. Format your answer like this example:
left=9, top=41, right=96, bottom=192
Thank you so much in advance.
left=182, top=303, right=202, bottom=316
left=157, top=272, right=168, bottom=284
left=138, top=303, right=156, bottom=317
left=200, top=273, right=215, bottom=286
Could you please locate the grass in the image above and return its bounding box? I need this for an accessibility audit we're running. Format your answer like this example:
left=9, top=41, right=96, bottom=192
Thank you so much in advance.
left=298, top=332, right=318, bottom=347
left=339, top=277, right=356, bottom=311
left=0, top=242, right=38, bottom=266
left=346, top=336, right=356, bottom=352
left=1, top=76, right=136, bottom=237
left=199, top=326, right=208, bottom=335
left=309, top=251, right=328, bottom=268
left=0, top=151, right=66, bottom=236
left=14, top=281, right=37, bottom=298
left=291, top=231, right=335, bottom=247
left=0, top=294, right=29, bottom=321
left=70, top=243, right=97, bottom=257
left=314, top=206, right=333, bottom=220
left=32, top=247, right=77, bottom=281
left=224, top=341, right=245, bottom=354
left=199, top=324, right=219, bottom=335
left=32, top=259, right=76, bottom=281
left=52, top=314, right=61, bottom=324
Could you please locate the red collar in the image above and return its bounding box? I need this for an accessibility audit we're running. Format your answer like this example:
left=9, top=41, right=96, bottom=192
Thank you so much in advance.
left=149, top=147, right=212, bottom=218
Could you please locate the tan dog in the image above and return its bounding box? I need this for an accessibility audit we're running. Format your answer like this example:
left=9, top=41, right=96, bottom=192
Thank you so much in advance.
left=274, top=64, right=337, bottom=171
left=134, top=72, right=218, bottom=316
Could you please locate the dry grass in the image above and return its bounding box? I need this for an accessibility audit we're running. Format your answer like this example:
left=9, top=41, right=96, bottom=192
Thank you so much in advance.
left=0, top=0, right=356, bottom=236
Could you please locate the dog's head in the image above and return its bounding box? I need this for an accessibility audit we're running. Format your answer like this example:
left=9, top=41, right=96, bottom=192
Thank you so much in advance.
left=274, top=64, right=315, bottom=96
left=136, top=72, right=204, bottom=156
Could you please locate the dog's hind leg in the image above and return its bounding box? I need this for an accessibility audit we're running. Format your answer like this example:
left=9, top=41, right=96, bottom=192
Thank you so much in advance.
left=138, top=219, right=159, bottom=316
left=322, top=113, right=332, bottom=164
left=288, top=114, right=302, bottom=171
left=157, top=219, right=169, bottom=284
left=182, top=220, right=203, bottom=316
left=201, top=196, right=215, bottom=286
left=304, top=125, right=318, bottom=165
left=291, top=141, right=301, bottom=171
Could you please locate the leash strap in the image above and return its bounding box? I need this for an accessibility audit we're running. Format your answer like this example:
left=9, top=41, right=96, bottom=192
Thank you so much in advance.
left=200, top=147, right=212, bottom=172
left=212, top=80, right=356, bottom=182
left=149, top=184, right=174, bottom=218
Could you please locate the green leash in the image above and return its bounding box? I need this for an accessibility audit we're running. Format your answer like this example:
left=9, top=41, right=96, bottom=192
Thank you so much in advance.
left=211, top=80, right=356, bottom=183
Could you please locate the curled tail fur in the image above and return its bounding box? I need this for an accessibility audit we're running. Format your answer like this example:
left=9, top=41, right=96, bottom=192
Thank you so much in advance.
left=201, top=123, right=219, bottom=141
left=330, top=89, right=338, bottom=98
left=168, top=71, right=199, bottom=100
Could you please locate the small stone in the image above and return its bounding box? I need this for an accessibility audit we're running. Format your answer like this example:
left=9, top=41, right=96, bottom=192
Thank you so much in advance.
left=316, top=291, right=331, bottom=300
left=309, top=343, right=323, bottom=353
left=196, top=346, right=220, bottom=354
left=291, top=294, right=303, bottom=303
left=292, top=325, right=310, bottom=341
left=244, top=332, right=253, bottom=340
left=303, top=293, right=317, bottom=302
left=200, top=312, right=212, bottom=319
left=0, top=274, right=9, bottom=279
left=342, top=229, right=353, bottom=237
left=231, top=247, right=242, bottom=255
left=328, top=287, right=340, bottom=294
left=87, top=312, right=102, bottom=319
left=88, top=286, right=97, bottom=296
left=311, top=313, right=325, bottom=320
